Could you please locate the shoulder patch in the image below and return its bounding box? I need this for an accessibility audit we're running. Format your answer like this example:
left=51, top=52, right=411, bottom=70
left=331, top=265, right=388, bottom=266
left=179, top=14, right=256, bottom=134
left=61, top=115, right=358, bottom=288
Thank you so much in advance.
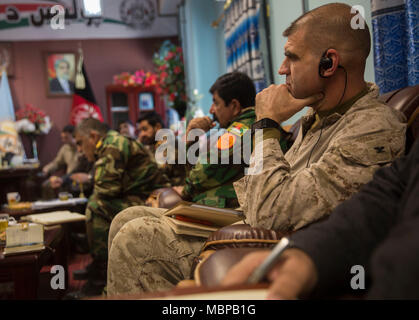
left=227, top=122, right=249, bottom=137
left=217, top=133, right=237, bottom=150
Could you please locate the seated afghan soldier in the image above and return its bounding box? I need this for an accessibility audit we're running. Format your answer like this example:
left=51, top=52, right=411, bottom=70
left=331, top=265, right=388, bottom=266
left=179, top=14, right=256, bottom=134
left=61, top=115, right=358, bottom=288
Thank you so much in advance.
left=65, top=118, right=169, bottom=299
left=118, top=119, right=136, bottom=139
left=136, top=111, right=186, bottom=186
left=176, top=72, right=263, bottom=207
left=105, top=3, right=406, bottom=297
left=41, top=125, right=80, bottom=199
left=47, top=154, right=94, bottom=199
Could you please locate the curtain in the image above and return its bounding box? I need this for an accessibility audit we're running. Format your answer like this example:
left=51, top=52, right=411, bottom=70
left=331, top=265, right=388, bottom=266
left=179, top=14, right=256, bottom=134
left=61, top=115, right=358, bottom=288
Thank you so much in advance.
left=372, top=0, right=419, bottom=93
left=224, top=0, right=266, bottom=92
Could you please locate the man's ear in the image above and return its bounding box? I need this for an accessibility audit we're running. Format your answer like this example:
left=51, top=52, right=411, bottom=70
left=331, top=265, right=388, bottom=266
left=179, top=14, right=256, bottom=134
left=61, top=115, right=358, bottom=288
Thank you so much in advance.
left=320, top=49, right=340, bottom=78
left=89, top=129, right=101, bottom=144
left=229, top=98, right=242, bottom=116
left=155, top=123, right=162, bottom=131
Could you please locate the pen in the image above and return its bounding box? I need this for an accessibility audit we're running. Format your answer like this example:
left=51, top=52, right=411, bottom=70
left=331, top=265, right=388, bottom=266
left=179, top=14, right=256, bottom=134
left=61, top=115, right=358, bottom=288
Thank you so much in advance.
left=247, top=237, right=291, bottom=284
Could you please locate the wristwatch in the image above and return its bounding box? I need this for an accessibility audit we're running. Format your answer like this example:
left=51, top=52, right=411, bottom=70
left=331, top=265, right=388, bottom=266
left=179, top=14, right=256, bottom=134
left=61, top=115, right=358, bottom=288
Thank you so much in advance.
left=251, top=118, right=280, bottom=132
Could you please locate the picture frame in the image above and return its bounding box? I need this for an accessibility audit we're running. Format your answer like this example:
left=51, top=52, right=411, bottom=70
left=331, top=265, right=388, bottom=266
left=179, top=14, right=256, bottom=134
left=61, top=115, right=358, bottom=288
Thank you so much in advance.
left=45, top=52, right=76, bottom=97
left=0, top=42, right=14, bottom=77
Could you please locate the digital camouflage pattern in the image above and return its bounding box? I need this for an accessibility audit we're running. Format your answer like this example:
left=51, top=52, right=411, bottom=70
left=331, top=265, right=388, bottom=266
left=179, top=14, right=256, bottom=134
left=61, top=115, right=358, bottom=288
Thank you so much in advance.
left=234, top=83, right=407, bottom=231
left=107, top=83, right=406, bottom=296
left=153, top=139, right=186, bottom=186
left=107, top=206, right=205, bottom=296
left=86, top=130, right=169, bottom=263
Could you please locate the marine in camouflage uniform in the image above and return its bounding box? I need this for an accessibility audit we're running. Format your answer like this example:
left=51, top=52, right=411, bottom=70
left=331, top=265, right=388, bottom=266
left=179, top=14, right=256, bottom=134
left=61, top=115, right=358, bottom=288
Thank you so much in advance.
left=235, top=83, right=406, bottom=232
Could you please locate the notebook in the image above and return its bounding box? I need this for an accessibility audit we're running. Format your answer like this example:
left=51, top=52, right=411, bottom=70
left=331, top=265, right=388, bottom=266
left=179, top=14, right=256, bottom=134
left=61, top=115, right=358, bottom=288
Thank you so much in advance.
left=162, top=202, right=244, bottom=238
left=21, top=210, right=86, bottom=225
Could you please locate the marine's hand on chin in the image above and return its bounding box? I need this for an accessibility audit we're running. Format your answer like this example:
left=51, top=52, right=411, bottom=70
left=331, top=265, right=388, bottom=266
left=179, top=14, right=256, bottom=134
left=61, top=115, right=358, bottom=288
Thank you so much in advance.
left=256, top=84, right=324, bottom=123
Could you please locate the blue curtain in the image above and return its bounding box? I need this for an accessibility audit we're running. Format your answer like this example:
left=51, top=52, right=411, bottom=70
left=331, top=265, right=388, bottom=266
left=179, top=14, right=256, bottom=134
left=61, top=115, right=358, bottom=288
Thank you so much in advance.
left=372, top=0, right=419, bottom=93
left=224, top=0, right=266, bottom=92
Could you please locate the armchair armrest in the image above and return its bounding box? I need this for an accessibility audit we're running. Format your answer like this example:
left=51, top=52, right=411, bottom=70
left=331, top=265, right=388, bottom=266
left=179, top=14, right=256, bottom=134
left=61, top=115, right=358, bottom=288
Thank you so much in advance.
left=145, top=187, right=182, bottom=209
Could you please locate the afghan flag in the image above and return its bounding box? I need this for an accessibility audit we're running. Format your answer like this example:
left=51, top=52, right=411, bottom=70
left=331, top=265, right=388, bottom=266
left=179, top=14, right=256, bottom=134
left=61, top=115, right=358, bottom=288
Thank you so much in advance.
left=70, top=64, right=104, bottom=126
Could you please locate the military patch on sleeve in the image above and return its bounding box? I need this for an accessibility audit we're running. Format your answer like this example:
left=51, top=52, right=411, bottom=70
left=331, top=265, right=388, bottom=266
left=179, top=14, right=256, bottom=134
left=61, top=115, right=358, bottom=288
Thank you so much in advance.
left=227, top=122, right=249, bottom=137
left=217, top=133, right=237, bottom=150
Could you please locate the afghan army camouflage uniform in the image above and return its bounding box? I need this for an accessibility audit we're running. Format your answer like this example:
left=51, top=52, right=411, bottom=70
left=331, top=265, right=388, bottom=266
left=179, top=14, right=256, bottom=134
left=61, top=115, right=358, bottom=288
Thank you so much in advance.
left=86, top=130, right=169, bottom=272
left=154, top=139, right=187, bottom=186
left=180, top=107, right=256, bottom=208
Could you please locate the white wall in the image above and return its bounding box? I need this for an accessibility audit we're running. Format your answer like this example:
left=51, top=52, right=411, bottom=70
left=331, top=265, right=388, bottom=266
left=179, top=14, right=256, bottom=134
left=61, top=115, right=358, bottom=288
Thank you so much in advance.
left=181, top=0, right=227, bottom=116
left=267, top=0, right=375, bottom=126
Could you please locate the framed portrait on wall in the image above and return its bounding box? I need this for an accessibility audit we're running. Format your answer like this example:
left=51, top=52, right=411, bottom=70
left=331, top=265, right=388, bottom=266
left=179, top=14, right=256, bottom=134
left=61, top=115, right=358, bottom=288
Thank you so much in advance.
left=45, top=52, right=76, bottom=97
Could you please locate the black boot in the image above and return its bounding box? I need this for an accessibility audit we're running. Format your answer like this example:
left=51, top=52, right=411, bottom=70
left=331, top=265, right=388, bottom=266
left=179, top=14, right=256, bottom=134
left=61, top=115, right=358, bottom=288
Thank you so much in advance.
left=63, top=279, right=106, bottom=300
left=73, top=261, right=94, bottom=281
left=64, top=260, right=107, bottom=300
left=70, top=232, right=90, bottom=254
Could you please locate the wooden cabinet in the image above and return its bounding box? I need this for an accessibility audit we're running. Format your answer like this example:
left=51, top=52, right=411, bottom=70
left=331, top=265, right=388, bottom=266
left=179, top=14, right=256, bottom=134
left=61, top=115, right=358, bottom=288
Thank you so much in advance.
left=105, top=84, right=166, bottom=129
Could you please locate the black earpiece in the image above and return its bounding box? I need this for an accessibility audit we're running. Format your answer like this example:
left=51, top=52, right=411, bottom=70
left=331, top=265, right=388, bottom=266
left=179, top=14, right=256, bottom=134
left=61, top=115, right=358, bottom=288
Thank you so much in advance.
left=318, top=50, right=333, bottom=78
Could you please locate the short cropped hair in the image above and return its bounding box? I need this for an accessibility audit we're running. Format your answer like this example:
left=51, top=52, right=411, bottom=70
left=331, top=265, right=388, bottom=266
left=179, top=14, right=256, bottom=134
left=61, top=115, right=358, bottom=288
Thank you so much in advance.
left=76, top=118, right=109, bottom=137
left=62, top=124, right=75, bottom=136
left=118, top=119, right=134, bottom=127
left=283, top=3, right=371, bottom=60
left=137, top=111, right=164, bottom=128
left=210, top=72, right=256, bottom=108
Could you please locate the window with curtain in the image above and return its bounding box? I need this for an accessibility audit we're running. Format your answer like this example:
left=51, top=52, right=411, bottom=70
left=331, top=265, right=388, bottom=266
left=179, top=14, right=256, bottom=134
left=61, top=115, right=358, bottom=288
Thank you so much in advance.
left=224, top=0, right=267, bottom=92
left=372, top=0, right=418, bottom=93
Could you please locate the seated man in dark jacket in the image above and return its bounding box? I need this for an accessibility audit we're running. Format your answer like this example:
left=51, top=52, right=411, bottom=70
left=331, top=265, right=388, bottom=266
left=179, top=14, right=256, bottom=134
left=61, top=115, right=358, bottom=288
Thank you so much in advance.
left=223, top=139, right=419, bottom=299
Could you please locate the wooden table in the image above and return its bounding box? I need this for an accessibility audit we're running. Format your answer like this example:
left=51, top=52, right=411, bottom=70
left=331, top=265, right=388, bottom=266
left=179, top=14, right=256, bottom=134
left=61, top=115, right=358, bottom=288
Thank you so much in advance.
left=0, top=165, right=42, bottom=204
left=1, top=202, right=87, bottom=220
left=0, top=225, right=68, bottom=299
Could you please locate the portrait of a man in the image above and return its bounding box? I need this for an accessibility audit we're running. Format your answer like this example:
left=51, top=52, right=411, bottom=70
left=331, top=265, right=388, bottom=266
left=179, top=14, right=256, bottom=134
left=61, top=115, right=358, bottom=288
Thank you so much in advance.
left=46, top=53, right=76, bottom=96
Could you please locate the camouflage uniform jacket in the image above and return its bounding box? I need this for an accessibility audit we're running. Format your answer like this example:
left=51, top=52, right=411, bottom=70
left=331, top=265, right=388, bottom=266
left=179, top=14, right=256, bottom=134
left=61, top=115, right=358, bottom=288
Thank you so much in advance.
left=92, top=130, right=169, bottom=218
left=153, top=139, right=186, bottom=186
left=234, top=83, right=407, bottom=232
left=181, top=107, right=256, bottom=208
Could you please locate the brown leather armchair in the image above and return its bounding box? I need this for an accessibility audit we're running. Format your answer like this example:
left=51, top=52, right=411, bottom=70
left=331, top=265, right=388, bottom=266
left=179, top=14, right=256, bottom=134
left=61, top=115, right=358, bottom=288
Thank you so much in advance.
left=378, top=84, right=419, bottom=154
left=188, top=84, right=419, bottom=287
left=145, top=187, right=182, bottom=209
